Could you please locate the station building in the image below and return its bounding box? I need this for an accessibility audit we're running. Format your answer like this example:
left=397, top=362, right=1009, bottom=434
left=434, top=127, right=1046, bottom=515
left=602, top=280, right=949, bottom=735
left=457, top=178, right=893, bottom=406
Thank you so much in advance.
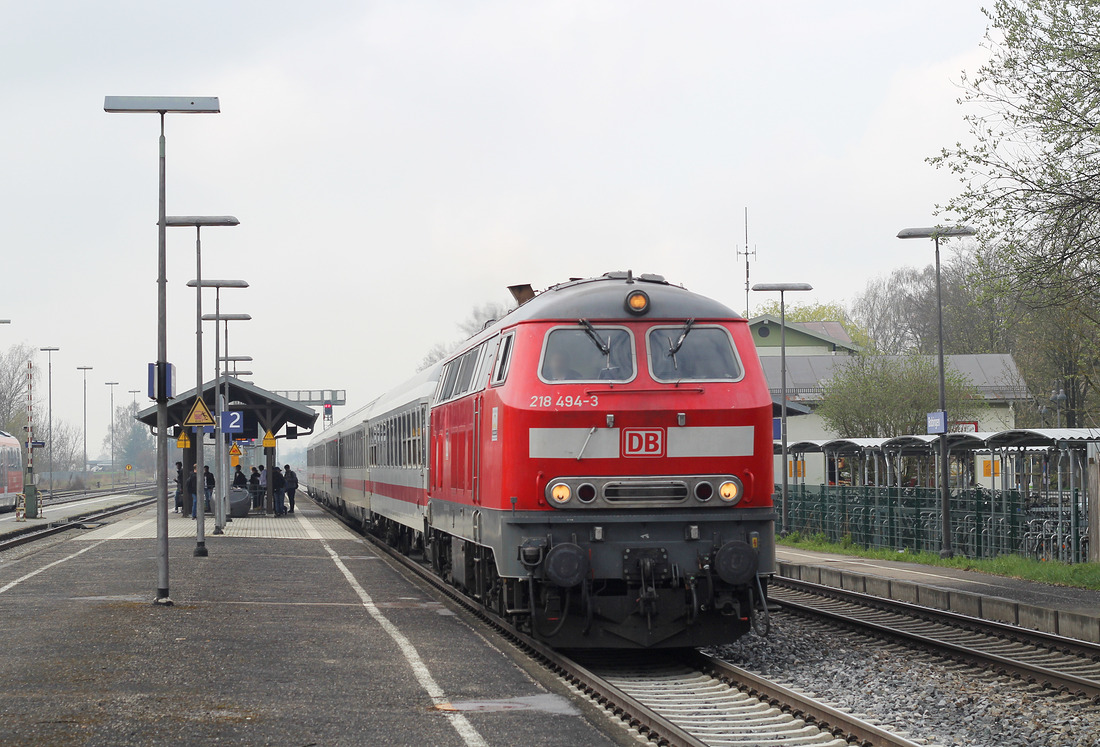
left=748, top=315, right=1031, bottom=486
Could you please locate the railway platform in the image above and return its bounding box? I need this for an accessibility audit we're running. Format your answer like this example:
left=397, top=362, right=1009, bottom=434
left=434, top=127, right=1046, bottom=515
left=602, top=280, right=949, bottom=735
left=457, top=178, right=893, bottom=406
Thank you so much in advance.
left=775, top=546, right=1100, bottom=643
left=0, top=490, right=152, bottom=541
left=0, top=498, right=627, bottom=746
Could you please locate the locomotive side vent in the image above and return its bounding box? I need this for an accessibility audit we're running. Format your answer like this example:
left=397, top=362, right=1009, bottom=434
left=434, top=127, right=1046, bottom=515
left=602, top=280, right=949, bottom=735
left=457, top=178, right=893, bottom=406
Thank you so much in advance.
left=603, top=480, right=688, bottom=503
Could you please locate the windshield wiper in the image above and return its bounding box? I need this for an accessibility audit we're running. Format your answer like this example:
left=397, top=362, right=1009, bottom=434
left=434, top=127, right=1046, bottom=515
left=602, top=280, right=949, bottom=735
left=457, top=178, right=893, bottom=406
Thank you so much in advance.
left=666, top=318, right=695, bottom=370
left=578, top=319, right=610, bottom=355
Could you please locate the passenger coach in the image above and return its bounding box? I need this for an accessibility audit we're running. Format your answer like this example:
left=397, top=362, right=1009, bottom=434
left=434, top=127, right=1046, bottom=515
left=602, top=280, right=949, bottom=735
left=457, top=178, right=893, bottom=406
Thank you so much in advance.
left=308, top=271, right=776, bottom=648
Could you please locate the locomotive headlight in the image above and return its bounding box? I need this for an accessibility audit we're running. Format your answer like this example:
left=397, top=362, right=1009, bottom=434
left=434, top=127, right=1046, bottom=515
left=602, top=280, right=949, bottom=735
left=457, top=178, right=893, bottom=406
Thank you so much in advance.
left=624, top=289, right=650, bottom=315
left=718, top=479, right=743, bottom=504
left=550, top=482, right=572, bottom=505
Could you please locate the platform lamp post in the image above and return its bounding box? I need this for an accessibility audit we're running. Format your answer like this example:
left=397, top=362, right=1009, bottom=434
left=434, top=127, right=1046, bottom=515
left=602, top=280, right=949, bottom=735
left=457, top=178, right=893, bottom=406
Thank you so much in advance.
left=39, top=347, right=59, bottom=499
left=898, top=224, right=977, bottom=558
left=105, top=94, right=222, bottom=606
left=189, top=281, right=249, bottom=534
left=202, top=312, right=251, bottom=523
left=105, top=381, right=119, bottom=485
left=167, top=216, right=239, bottom=554
left=77, top=366, right=92, bottom=493
left=751, top=283, right=812, bottom=535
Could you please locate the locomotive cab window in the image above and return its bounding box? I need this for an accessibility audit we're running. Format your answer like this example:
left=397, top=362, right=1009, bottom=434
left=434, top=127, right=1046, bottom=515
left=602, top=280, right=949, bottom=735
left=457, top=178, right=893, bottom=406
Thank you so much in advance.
left=539, top=325, right=635, bottom=383
left=490, top=332, right=515, bottom=386
left=647, top=324, right=743, bottom=382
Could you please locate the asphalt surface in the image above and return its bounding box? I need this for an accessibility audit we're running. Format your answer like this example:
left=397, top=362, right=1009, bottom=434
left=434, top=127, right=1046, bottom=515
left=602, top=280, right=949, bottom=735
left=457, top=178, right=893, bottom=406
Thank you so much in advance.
left=0, top=500, right=628, bottom=746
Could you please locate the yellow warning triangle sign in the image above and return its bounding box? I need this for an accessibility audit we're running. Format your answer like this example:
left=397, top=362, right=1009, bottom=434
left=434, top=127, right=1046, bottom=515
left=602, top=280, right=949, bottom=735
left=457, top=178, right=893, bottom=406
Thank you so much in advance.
left=229, top=443, right=242, bottom=456
left=262, top=430, right=277, bottom=448
left=183, top=397, right=216, bottom=427
left=176, top=431, right=191, bottom=448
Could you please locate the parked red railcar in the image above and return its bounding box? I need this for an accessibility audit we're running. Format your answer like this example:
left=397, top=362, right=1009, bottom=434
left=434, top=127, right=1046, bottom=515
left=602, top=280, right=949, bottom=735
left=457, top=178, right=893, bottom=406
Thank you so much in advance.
left=307, top=271, right=775, bottom=648
left=0, top=430, right=24, bottom=512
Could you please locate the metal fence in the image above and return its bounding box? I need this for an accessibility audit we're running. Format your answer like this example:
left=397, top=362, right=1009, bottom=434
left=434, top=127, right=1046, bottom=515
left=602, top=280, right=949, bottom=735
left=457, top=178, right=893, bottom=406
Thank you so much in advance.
left=782, top=484, right=1089, bottom=563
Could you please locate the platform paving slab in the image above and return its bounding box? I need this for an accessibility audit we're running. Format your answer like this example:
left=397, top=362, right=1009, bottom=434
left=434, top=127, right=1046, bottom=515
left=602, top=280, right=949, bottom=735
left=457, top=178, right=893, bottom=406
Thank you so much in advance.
left=0, top=502, right=628, bottom=746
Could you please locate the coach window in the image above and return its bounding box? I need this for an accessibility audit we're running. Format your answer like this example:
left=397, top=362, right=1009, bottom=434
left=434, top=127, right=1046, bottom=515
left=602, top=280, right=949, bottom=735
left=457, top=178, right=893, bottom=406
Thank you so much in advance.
left=647, top=325, right=743, bottom=382
left=539, top=326, right=635, bottom=383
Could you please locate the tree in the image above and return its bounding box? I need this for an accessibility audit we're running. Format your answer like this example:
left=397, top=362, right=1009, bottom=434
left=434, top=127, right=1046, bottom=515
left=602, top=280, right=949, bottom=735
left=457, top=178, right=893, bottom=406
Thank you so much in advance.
left=418, top=300, right=516, bottom=371
left=0, top=343, right=34, bottom=435
left=102, top=401, right=155, bottom=471
left=932, top=0, right=1100, bottom=307
left=753, top=300, right=873, bottom=350
left=817, top=354, right=986, bottom=438
left=851, top=246, right=1020, bottom=357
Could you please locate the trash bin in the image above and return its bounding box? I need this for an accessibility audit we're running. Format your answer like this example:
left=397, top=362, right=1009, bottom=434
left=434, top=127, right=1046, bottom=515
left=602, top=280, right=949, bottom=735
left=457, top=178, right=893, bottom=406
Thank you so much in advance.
left=229, top=487, right=252, bottom=518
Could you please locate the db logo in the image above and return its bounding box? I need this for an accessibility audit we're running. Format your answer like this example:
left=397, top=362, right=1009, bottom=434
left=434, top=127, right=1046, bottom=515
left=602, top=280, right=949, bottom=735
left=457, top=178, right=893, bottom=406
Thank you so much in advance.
left=622, top=428, right=665, bottom=457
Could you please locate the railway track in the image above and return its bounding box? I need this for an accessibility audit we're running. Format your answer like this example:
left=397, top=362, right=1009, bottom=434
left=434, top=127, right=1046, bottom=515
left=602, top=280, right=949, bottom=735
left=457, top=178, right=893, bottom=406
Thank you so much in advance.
left=0, top=490, right=156, bottom=552
left=320, top=500, right=921, bottom=747
left=770, top=576, right=1100, bottom=701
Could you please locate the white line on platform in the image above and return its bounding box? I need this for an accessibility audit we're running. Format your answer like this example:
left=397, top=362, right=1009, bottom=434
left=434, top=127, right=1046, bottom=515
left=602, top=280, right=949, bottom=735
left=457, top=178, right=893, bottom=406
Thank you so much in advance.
left=0, top=494, right=142, bottom=524
left=295, top=511, right=488, bottom=747
left=0, top=538, right=112, bottom=596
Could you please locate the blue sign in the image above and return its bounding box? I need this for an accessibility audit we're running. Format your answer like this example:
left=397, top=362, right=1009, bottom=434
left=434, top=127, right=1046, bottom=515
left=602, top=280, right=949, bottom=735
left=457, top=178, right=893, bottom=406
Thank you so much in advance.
left=147, top=362, right=176, bottom=400
left=222, top=410, right=245, bottom=433
left=927, top=410, right=947, bottom=435
left=26, top=440, right=45, bottom=448
left=772, top=417, right=782, bottom=440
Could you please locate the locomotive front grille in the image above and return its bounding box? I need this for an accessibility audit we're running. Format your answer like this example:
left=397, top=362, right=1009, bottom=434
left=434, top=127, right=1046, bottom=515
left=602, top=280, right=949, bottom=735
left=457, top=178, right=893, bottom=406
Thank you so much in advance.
left=603, top=480, right=688, bottom=503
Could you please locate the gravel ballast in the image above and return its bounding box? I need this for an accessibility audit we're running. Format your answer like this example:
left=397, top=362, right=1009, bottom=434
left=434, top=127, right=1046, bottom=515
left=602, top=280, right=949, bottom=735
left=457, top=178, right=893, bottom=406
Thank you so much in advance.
left=714, top=612, right=1100, bottom=747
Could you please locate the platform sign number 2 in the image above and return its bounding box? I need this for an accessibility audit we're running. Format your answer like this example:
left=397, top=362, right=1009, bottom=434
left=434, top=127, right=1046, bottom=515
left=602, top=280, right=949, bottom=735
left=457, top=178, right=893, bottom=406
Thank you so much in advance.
left=221, top=410, right=245, bottom=434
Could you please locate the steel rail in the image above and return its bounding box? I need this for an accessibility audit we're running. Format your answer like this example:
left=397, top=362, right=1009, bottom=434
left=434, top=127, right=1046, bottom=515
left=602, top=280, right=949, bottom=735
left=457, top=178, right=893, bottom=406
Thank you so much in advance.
left=772, top=586, right=1100, bottom=700
left=685, top=649, right=927, bottom=747
left=0, top=496, right=156, bottom=552
left=773, top=576, right=1100, bottom=663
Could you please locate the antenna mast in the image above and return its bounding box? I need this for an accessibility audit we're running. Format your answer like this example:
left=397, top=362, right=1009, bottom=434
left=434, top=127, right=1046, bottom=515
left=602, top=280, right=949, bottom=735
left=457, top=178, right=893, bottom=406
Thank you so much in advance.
left=736, top=206, right=756, bottom=317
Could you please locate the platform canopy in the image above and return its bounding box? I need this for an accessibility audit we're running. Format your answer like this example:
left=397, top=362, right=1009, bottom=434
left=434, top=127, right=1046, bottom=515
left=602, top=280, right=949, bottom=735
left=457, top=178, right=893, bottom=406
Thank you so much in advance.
left=136, top=378, right=318, bottom=440
left=985, top=428, right=1100, bottom=449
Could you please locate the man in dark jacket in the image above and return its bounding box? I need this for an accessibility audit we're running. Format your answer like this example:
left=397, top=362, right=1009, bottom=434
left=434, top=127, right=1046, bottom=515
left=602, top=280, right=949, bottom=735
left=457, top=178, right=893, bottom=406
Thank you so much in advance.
left=272, top=466, right=286, bottom=515
left=203, top=465, right=215, bottom=512
left=174, top=461, right=184, bottom=513
left=283, top=465, right=299, bottom=514
left=187, top=465, right=198, bottom=519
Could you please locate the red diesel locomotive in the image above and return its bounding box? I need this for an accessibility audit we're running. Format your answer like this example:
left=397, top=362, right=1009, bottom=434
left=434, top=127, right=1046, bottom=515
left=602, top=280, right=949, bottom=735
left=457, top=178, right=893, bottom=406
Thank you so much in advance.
left=306, top=271, right=775, bottom=648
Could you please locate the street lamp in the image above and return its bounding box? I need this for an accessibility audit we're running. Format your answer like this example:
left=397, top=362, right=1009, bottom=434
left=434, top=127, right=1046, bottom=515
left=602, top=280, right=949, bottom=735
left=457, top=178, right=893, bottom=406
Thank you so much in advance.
left=40, top=347, right=59, bottom=498
left=189, top=280, right=248, bottom=533
left=129, top=389, right=141, bottom=405
left=105, top=381, right=119, bottom=482
left=203, top=311, right=252, bottom=517
left=752, top=282, right=812, bottom=535
left=105, top=94, right=221, bottom=606
left=167, top=216, right=239, bottom=553
left=77, top=366, right=92, bottom=493
left=898, top=223, right=977, bottom=558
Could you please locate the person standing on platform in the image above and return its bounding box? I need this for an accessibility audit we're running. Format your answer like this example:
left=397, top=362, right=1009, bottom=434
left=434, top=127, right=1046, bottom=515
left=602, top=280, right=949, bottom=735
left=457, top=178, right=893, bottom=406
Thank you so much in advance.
left=249, top=467, right=260, bottom=508
left=272, top=466, right=286, bottom=515
left=258, top=465, right=267, bottom=509
left=233, top=464, right=247, bottom=489
left=283, top=464, right=299, bottom=514
left=174, top=461, right=184, bottom=513
left=187, top=465, right=198, bottom=519
left=203, top=465, right=215, bottom=512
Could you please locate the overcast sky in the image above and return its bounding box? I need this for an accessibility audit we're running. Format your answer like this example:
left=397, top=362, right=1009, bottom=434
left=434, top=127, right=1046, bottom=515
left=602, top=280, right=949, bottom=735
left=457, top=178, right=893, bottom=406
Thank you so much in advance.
left=2, top=1, right=989, bottom=454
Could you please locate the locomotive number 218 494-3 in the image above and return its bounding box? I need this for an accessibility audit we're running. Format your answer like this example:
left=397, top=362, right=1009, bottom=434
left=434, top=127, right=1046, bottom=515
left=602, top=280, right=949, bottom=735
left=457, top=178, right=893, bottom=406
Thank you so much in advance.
left=530, top=394, right=599, bottom=408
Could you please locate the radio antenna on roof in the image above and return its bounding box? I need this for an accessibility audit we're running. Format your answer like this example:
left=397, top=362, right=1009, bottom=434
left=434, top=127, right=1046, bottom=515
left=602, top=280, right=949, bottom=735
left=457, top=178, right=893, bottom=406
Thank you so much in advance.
left=736, top=207, right=757, bottom=317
